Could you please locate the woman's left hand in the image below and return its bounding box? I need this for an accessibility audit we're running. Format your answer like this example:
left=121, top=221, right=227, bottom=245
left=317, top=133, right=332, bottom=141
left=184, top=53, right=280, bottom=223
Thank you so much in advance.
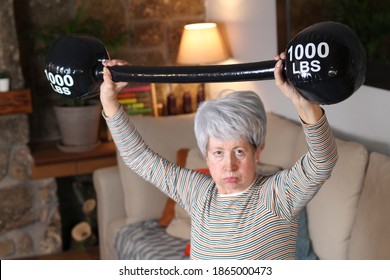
left=274, top=52, right=323, bottom=124
left=100, top=59, right=129, bottom=97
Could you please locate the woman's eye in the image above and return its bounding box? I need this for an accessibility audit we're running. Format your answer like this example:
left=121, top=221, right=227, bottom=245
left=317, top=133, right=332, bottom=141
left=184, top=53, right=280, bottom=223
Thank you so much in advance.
left=235, top=149, right=245, bottom=157
left=214, top=150, right=223, bottom=157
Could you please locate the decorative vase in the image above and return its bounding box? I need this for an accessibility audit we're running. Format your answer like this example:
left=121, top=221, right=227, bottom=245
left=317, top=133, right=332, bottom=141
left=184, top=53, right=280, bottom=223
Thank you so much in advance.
left=54, top=100, right=102, bottom=153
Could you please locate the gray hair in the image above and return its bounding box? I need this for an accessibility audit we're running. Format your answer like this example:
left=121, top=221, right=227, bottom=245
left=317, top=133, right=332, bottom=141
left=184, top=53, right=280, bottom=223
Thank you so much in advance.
left=194, top=90, right=267, bottom=157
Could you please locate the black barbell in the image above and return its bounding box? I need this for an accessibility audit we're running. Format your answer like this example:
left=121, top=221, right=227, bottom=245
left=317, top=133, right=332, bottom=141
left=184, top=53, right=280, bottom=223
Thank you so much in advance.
left=44, top=21, right=365, bottom=105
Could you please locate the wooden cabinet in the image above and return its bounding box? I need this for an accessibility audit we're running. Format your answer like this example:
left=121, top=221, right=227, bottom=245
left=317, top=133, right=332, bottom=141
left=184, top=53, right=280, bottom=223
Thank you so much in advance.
left=29, top=140, right=117, bottom=180
left=0, top=89, right=32, bottom=115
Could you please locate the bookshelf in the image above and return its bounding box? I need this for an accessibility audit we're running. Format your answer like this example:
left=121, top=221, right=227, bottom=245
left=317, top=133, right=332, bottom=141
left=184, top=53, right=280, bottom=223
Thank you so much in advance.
left=117, top=83, right=158, bottom=116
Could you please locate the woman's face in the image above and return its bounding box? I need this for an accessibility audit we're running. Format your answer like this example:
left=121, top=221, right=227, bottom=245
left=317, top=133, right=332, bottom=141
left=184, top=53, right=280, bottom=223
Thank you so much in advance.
left=206, top=137, right=262, bottom=195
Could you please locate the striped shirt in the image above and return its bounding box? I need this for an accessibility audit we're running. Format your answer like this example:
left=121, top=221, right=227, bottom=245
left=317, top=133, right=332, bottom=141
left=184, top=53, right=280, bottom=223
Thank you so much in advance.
left=105, top=107, right=338, bottom=259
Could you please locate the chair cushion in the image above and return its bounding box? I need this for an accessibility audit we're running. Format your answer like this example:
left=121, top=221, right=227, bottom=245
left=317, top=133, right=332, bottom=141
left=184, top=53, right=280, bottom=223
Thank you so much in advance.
left=295, top=137, right=369, bottom=259
left=158, top=148, right=190, bottom=227
left=165, top=148, right=205, bottom=239
left=347, top=152, right=390, bottom=259
left=166, top=202, right=192, bottom=239
left=158, top=198, right=176, bottom=227
left=117, top=114, right=197, bottom=224
left=261, top=112, right=302, bottom=169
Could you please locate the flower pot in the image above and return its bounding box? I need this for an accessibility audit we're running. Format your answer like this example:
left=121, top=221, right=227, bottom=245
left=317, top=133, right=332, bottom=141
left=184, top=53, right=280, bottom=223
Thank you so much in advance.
left=54, top=100, right=102, bottom=153
left=0, top=78, right=10, bottom=92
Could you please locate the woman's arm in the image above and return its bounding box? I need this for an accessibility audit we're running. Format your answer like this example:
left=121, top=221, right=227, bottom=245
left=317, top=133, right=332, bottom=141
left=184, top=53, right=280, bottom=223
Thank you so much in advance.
left=263, top=113, right=338, bottom=220
left=99, top=61, right=207, bottom=210
left=266, top=53, right=338, bottom=219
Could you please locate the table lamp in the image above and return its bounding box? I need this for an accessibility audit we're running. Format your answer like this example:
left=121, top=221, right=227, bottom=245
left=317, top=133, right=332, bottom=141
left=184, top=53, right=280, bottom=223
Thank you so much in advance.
left=177, top=22, right=229, bottom=65
left=177, top=23, right=229, bottom=105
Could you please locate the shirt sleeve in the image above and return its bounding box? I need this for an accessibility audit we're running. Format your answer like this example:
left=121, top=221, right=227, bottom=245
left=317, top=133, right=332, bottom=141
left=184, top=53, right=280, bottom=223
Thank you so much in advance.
left=103, top=106, right=210, bottom=213
left=262, top=111, right=338, bottom=220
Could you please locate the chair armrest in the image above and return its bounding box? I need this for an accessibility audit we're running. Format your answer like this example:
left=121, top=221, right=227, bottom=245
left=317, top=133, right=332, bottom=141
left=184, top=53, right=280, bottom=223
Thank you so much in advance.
left=93, top=165, right=125, bottom=259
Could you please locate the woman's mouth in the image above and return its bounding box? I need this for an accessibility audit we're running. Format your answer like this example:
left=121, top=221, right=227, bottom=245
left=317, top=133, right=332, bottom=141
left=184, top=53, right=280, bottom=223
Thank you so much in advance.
left=223, top=176, right=239, bottom=183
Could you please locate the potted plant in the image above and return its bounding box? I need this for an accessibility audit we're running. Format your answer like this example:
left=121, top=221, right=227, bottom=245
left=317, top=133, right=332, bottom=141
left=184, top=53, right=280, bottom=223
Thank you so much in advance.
left=54, top=97, right=103, bottom=153
left=34, top=9, right=128, bottom=152
left=0, top=71, right=10, bottom=92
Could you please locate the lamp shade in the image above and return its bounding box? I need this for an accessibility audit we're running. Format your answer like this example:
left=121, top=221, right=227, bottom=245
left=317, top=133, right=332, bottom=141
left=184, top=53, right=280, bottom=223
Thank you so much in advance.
left=177, top=23, right=229, bottom=65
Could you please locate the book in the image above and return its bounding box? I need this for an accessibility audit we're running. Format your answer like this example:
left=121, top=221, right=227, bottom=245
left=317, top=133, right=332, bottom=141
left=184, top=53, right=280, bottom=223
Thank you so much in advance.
left=126, top=108, right=152, bottom=115
left=123, top=103, right=146, bottom=110
left=123, top=103, right=145, bottom=110
left=117, top=83, right=157, bottom=116
left=117, top=90, right=151, bottom=99
left=117, top=92, right=137, bottom=99
left=118, top=98, right=138, bottom=105
left=120, top=83, right=151, bottom=94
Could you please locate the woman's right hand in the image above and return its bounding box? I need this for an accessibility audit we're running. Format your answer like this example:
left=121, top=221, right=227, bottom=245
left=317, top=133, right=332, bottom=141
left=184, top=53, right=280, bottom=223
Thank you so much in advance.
left=100, top=59, right=129, bottom=117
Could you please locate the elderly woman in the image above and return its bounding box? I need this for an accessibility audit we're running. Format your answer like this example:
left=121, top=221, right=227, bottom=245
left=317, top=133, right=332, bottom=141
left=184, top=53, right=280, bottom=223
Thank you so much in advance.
left=100, top=53, right=338, bottom=259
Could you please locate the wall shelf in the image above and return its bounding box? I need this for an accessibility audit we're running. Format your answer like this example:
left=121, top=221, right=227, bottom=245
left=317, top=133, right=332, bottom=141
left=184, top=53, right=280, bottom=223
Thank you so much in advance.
left=29, top=140, right=117, bottom=180
left=0, top=89, right=32, bottom=115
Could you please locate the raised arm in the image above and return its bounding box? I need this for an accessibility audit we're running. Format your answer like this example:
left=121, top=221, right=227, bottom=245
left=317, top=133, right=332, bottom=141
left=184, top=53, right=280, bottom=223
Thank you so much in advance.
left=268, top=53, right=338, bottom=219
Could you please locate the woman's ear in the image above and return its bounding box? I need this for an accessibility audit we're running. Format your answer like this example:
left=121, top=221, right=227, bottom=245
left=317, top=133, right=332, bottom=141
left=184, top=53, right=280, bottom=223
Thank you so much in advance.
left=255, top=145, right=264, bottom=163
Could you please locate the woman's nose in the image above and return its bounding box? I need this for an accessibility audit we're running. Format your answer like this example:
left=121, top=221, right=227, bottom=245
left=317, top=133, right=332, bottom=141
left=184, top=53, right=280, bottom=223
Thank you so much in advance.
left=224, top=153, right=238, bottom=171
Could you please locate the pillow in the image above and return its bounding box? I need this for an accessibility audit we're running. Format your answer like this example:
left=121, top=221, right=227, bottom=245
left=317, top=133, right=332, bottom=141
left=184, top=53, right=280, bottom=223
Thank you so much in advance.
left=158, top=148, right=204, bottom=227
left=117, top=114, right=197, bottom=224
left=166, top=203, right=191, bottom=239
left=158, top=198, right=175, bottom=227
left=158, top=148, right=189, bottom=227
left=165, top=167, right=209, bottom=240
left=347, top=152, right=390, bottom=259
left=261, top=112, right=302, bottom=169
left=184, top=242, right=191, bottom=256
left=163, top=148, right=207, bottom=239
left=185, top=148, right=207, bottom=170
left=298, top=137, right=369, bottom=259
left=256, top=163, right=282, bottom=176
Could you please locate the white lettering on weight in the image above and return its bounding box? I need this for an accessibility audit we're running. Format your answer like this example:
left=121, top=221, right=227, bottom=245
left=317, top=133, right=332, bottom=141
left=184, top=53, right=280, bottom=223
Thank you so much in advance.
left=288, top=42, right=330, bottom=61
left=287, top=42, right=329, bottom=74
left=44, top=69, right=74, bottom=95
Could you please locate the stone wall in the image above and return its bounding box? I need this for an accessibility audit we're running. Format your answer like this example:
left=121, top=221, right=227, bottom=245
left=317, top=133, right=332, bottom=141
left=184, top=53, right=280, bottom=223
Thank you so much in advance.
left=0, top=106, right=61, bottom=260
left=0, top=0, right=61, bottom=259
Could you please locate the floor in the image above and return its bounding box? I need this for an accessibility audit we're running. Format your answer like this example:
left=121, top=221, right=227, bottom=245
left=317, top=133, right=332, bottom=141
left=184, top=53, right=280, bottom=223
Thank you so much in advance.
left=21, top=246, right=100, bottom=260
